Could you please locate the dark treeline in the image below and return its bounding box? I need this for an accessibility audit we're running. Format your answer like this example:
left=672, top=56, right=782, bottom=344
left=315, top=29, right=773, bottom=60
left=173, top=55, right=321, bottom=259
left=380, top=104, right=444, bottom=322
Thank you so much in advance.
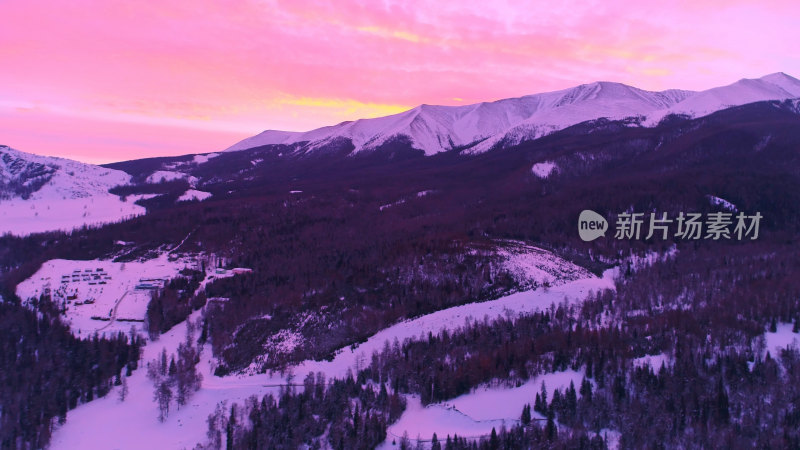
left=203, top=372, right=405, bottom=449
left=357, top=241, right=800, bottom=447
left=210, top=238, right=800, bottom=448
left=0, top=295, right=142, bottom=449
left=364, top=241, right=799, bottom=404
left=411, top=425, right=607, bottom=450
left=203, top=232, right=521, bottom=373
left=145, top=268, right=206, bottom=338
left=213, top=380, right=608, bottom=450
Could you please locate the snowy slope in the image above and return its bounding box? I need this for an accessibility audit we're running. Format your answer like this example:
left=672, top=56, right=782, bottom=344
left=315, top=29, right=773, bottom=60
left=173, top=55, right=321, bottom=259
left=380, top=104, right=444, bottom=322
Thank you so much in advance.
left=646, top=72, right=800, bottom=124
left=226, top=73, right=800, bottom=156
left=145, top=170, right=198, bottom=186
left=0, top=146, right=144, bottom=236
left=15, top=255, right=217, bottom=337
left=380, top=370, right=586, bottom=446
left=178, top=189, right=212, bottom=202
left=46, top=248, right=616, bottom=450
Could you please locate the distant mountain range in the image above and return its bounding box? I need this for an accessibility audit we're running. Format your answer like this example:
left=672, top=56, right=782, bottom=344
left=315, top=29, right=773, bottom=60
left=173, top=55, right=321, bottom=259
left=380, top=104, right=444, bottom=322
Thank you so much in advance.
left=2, top=72, right=799, bottom=236
left=226, top=72, right=800, bottom=155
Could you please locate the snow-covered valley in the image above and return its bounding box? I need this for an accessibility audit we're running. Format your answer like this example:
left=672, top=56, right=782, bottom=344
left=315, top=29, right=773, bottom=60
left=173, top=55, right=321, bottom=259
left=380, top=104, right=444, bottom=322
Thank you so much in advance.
left=14, top=246, right=616, bottom=449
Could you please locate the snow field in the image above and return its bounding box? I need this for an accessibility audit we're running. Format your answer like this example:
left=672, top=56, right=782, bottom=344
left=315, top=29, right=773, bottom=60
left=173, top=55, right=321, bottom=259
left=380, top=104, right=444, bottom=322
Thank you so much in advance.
left=44, top=248, right=616, bottom=449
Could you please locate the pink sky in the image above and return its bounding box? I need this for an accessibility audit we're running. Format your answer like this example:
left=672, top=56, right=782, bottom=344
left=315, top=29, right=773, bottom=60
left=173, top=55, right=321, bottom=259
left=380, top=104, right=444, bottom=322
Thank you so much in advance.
left=1, top=0, right=798, bottom=164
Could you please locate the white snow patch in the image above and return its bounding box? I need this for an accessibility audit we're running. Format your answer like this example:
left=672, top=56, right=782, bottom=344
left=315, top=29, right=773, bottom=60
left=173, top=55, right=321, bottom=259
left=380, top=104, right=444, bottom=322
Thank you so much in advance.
left=192, top=153, right=219, bottom=164
left=264, top=329, right=303, bottom=355
left=495, top=241, right=591, bottom=288
left=632, top=353, right=670, bottom=370
left=626, top=247, right=678, bottom=271
left=146, top=170, right=198, bottom=187
left=531, top=161, right=557, bottom=178
left=764, top=323, right=800, bottom=356
left=592, top=429, right=622, bottom=450
left=379, top=198, right=406, bottom=211
left=448, top=370, right=584, bottom=422
left=124, top=193, right=161, bottom=204
left=706, top=195, right=737, bottom=211
left=381, top=370, right=586, bottom=446
left=178, top=189, right=212, bottom=202
left=379, top=191, right=435, bottom=211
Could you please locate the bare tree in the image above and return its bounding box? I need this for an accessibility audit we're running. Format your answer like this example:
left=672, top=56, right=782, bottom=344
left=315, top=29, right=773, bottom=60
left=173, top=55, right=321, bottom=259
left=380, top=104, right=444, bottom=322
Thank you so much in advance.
left=155, top=380, right=172, bottom=422
left=118, top=373, right=129, bottom=402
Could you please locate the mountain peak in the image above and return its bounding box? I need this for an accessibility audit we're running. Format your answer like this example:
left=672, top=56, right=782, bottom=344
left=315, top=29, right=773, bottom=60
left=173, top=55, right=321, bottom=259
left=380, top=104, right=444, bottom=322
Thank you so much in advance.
left=756, top=72, right=800, bottom=96
left=759, top=71, right=798, bottom=81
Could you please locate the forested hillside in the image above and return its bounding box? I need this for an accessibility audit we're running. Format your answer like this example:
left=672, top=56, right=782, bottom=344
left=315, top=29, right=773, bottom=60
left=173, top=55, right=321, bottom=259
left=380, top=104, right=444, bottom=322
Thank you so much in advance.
left=2, top=101, right=800, bottom=448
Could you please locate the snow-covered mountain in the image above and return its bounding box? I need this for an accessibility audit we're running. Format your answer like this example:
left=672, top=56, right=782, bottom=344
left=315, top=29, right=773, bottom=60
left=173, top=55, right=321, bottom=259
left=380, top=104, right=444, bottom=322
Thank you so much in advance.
left=645, top=72, right=800, bottom=124
left=226, top=72, right=800, bottom=155
left=0, top=145, right=144, bottom=236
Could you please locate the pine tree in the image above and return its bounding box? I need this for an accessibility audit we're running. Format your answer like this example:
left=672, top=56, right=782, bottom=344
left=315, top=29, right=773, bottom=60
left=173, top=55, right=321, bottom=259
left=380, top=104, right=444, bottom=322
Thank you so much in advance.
left=489, top=427, right=499, bottom=450
left=431, top=432, right=441, bottom=450
left=580, top=377, right=593, bottom=402
left=226, top=404, right=236, bottom=450
left=545, top=410, right=556, bottom=441
left=521, top=403, right=531, bottom=425
left=565, top=381, right=578, bottom=419
left=551, top=388, right=562, bottom=415
left=716, top=378, right=729, bottom=424
left=160, top=348, right=168, bottom=377
left=399, top=431, right=410, bottom=450
left=539, top=381, right=548, bottom=415
left=168, top=357, right=177, bottom=377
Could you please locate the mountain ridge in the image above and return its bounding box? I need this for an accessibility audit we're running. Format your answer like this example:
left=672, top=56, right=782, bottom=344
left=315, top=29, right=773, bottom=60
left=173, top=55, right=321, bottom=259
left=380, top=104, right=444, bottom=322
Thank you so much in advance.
left=226, top=72, right=800, bottom=155
left=0, top=145, right=144, bottom=236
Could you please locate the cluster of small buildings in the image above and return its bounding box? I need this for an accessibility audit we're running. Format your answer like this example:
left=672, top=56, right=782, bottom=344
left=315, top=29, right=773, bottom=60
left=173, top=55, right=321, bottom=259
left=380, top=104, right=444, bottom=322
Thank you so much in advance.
left=60, top=268, right=111, bottom=286
left=134, top=278, right=167, bottom=290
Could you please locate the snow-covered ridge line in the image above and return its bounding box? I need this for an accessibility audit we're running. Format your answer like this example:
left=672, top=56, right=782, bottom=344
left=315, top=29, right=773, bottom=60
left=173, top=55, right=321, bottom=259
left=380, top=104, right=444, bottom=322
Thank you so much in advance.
left=225, top=72, right=800, bottom=156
